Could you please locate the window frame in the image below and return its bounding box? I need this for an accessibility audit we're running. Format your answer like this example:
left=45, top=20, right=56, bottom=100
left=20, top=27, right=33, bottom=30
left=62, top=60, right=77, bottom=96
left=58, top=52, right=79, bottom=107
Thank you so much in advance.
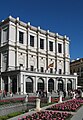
left=41, top=67, right=44, bottom=72
left=59, top=69, right=62, bottom=74
left=49, top=41, right=53, bottom=51
left=3, top=27, right=9, bottom=44
left=58, top=43, right=62, bottom=53
left=30, top=35, right=34, bottom=47
left=30, top=65, right=34, bottom=71
left=40, top=38, right=44, bottom=49
left=50, top=68, right=53, bottom=73
left=19, top=31, right=24, bottom=44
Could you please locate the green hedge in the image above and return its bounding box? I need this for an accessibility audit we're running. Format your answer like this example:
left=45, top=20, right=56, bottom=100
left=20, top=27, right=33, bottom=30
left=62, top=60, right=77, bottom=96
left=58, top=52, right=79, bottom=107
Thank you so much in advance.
left=0, top=110, right=28, bottom=120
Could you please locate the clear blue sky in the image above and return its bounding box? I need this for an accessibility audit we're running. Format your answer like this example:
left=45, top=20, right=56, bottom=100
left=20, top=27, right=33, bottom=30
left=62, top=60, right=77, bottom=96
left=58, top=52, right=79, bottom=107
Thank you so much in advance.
left=0, top=0, right=83, bottom=60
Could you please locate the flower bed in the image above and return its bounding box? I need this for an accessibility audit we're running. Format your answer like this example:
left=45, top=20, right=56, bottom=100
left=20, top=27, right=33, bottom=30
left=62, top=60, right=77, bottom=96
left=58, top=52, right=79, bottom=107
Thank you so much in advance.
left=0, top=97, right=48, bottom=106
left=51, top=97, right=65, bottom=103
left=18, top=111, right=71, bottom=120
left=47, top=99, right=83, bottom=112
left=28, top=97, right=48, bottom=103
left=0, top=98, right=25, bottom=105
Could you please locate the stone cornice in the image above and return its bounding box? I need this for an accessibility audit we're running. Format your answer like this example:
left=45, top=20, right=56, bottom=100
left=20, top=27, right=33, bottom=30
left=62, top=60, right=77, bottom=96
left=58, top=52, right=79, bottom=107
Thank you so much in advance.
left=0, top=16, right=70, bottom=42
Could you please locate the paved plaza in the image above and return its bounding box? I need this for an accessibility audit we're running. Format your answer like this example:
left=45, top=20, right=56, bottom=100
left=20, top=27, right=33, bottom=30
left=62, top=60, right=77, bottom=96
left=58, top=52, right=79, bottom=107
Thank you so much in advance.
left=0, top=92, right=83, bottom=120
left=8, top=100, right=83, bottom=120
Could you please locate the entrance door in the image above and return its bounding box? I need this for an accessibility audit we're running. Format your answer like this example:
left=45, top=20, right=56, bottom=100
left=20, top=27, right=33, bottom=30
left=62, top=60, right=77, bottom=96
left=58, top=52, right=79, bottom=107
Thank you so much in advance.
left=37, top=78, right=44, bottom=91
left=26, top=82, right=33, bottom=93
left=58, top=80, right=63, bottom=91
left=48, top=79, right=54, bottom=92
left=5, top=79, right=8, bottom=92
left=12, top=78, right=17, bottom=94
left=26, top=77, right=33, bottom=93
left=67, top=80, right=72, bottom=91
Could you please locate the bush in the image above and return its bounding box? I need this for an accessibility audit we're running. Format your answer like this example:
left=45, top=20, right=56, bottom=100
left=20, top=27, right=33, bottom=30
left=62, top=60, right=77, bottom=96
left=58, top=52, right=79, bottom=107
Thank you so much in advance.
left=7, top=111, right=21, bottom=118
left=0, top=116, right=8, bottom=120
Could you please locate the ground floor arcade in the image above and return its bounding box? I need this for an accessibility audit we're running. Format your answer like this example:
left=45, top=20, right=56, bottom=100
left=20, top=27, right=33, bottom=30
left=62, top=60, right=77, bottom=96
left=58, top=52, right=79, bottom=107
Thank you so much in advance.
left=0, top=70, right=78, bottom=94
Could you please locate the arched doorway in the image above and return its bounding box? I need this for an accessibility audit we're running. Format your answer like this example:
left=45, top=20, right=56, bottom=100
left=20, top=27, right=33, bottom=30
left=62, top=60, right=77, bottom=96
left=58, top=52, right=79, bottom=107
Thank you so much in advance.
left=67, top=79, right=72, bottom=91
left=48, top=79, right=54, bottom=92
left=12, top=77, right=17, bottom=94
left=37, top=78, right=44, bottom=91
left=3, top=76, right=8, bottom=93
left=26, top=77, right=33, bottom=93
left=58, top=78, right=63, bottom=91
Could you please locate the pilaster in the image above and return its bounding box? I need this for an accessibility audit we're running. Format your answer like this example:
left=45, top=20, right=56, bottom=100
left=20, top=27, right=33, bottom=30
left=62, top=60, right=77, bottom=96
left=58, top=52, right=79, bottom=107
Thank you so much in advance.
left=37, top=27, right=40, bottom=72
left=64, top=78, right=67, bottom=92
left=75, top=77, right=77, bottom=89
left=44, top=77, right=48, bottom=93
left=1, top=77, right=3, bottom=91
left=26, top=24, right=30, bottom=70
left=35, top=76, right=38, bottom=92
left=8, top=76, right=11, bottom=92
left=20, top=72, right=23, bottom=94
left=15, top=21, right=19, bottom=69
left=33, top=78, right=36, bottom=93
left=55, top=36, right=58, bottom=73
left=16, top=74, right=19, bottom=94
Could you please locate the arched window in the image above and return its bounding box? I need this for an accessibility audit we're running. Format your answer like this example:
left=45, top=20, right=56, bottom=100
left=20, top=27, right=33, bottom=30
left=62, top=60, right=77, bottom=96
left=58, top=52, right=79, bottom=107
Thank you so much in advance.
left=37, top=78, right=44, bottom=91
left=67, top=79, right=72, bottom=91
left=48, top=79, right=54, bottom=92
left=58, top=79, right=63, bottom=91
left=26, top=77, right=33, bottom=93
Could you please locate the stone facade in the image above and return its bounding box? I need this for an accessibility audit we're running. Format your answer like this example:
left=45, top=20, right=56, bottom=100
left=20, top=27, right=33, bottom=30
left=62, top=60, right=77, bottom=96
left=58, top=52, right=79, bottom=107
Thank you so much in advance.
left=70, top=58, right=83, bottom=86
left=0, top=16, right=77, bottom=94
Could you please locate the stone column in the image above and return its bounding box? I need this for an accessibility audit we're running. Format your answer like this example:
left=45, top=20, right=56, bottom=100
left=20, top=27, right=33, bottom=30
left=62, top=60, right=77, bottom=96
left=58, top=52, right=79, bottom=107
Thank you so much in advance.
left=33, top=79, right=35, bottom=93
left=1, top=77, right=3, bottom=91
left=46, top=30, right=49, bottom=70
left=2, top=78, right=4, bottom=92
left=64, top=78, right=67, bottom=92
left=55, top=78, right=58, bottom=91
left=26, top=23, right=30, bottom=70
left=44, top=77, right=48, bottom=93
left=72, top=79, right=75, bottom=90
left=16, top=75, right=19, bottom=94
left=55, top=36, right=58, bottom=73
left=24, top=75, right=26, bottom=94
left=20, top=73, right=23, bottom=95
left=54, top=79, right=57, bottom=92
left=75, top=77, right=77, bottom=89
left=15, top=20, right=19, bottom=69
left=35, top=76, right=38, bottom=92
left=37, top=27, right=40, bottom=72
left=8, top=76, right=11, bottom=93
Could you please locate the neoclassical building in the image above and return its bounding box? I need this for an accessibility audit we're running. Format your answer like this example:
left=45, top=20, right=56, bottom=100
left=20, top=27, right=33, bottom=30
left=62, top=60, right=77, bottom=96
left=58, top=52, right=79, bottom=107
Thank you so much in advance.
left=0, top=16, right=77, bottom=94
left=70, top=58, right=83, bottom=87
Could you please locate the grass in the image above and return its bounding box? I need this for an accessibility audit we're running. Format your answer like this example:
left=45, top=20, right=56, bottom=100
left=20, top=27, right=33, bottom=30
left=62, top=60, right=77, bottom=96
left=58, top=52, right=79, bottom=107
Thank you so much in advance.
left=0, top=110, right=28, bottom=120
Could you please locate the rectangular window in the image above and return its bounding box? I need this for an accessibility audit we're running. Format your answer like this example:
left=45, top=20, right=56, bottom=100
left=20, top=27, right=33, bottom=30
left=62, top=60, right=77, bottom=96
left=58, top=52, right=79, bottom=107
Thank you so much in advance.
left=59, top=69, right=62, bottom=74
left=58, top=43, right=62, bottom=53
left=49, top=41, right=53, bottom=51
left=30, top=65, right=34, bottom=71
left=50, top=68, right=53, bottom=73
left=3, top=28, right=8, bottom=43
left=19, top=31, right=23, bottom=44
left=40, top=38, right=44, bottom=49
left=41, top=67, right=44, bottom=72
left=2, top=51, right=7, bottom=71
left=30, top=35, right=34, bottom=47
